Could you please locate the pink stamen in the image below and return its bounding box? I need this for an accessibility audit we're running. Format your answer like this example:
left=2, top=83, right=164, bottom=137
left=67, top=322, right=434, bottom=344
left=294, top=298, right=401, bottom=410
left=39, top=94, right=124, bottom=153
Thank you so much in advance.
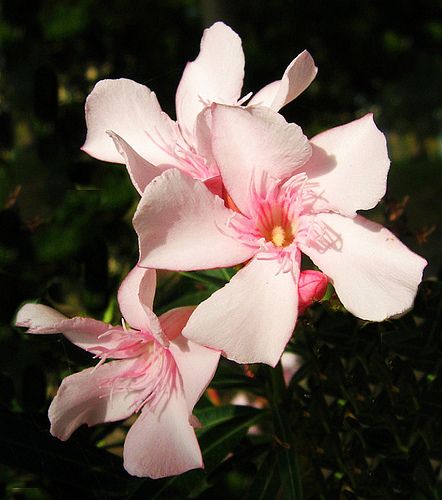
left=93, top=327, right=178, bottom=413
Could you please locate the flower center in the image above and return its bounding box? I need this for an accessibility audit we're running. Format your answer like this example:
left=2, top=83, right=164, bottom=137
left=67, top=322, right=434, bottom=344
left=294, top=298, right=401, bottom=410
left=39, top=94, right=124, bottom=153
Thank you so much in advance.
left=256, top=203, right=298, bottom=248
left=270, top=225, right=292, bottom=247
left=264, top=221, right=298, bottom=247
left=223, top=172, right=308, bottom=256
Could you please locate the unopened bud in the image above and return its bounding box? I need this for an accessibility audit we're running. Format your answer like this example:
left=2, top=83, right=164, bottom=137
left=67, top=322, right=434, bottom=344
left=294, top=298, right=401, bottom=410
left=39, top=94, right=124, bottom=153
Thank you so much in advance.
left=298, top=270, right=329, bottom=313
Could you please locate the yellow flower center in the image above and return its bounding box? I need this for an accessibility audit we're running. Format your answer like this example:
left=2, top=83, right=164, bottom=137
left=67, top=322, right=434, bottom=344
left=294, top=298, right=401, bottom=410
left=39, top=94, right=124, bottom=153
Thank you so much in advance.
left=270, top=226, right=290, bottom=247
left=260, top=218, right=298, bottom=248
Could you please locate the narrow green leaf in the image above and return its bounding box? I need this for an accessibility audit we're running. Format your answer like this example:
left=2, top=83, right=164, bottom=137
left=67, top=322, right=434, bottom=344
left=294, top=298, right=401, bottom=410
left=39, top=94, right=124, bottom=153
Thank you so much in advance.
left=142, top=469, right=207, bottom=500
left=0, top=410, right=129, bottom=497
left=273, top=405, right=303, bottom=499
left=102, top=296, right=117, bottom=323
left=267, top=363, right=303, bottom=499
left=211, top=359, right=263, bottom=391
left=178, top=271, right=226, bottom=288
left=196, top=405, right=267, bottom=470
left=244, top=450, right=281, bottom=500
left=195, top=404, right=262, bottom=430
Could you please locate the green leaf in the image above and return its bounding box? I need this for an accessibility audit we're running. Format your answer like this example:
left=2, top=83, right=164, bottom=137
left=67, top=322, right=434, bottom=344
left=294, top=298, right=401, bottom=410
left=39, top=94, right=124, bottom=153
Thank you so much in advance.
left=244, top=450, right=281, bottom=500
left=273, top=405, right=303, bottom=500
left=209, top=360, right=263, bottom=391
left=195, top=404, right=262, bottom=431
left=196, top=405, right=267, bottom=470
left=267, top=364, right=303, bottom=499
left=178, top=271, right=226, bottom=288
left=0, top=410, right=130, bottom=497
left=128, top=469, right=208, bottom=500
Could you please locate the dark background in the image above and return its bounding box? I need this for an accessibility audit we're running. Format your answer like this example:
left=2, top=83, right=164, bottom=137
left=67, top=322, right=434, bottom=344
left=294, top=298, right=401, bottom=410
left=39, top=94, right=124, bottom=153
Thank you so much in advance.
left=0, top=0, right=441, bottom=498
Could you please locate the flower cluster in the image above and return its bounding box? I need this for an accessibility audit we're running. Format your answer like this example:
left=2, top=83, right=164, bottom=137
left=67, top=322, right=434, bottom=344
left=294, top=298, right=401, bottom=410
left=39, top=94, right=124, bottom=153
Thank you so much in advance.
left=16, top=22, right=426, bottom=478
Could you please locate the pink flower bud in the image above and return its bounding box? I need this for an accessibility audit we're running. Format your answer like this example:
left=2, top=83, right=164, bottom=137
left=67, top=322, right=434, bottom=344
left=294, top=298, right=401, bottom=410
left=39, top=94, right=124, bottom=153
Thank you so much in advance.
left=298, top=270, right=329, bottom=313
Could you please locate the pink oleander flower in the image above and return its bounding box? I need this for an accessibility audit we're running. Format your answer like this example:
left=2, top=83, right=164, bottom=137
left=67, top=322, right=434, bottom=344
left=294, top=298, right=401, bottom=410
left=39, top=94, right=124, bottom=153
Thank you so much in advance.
left=15, top=267, right=220, bottom=478
left=133, top=104, right=427, bottom=367
left=81, top=22, right=317, bottom=195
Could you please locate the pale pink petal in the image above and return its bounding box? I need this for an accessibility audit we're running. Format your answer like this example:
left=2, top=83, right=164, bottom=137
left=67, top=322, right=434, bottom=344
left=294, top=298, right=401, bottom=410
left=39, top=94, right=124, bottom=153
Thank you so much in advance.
left=123, top=389, right=202, bottom=478
left=82, top=79, right=180, bottom=167
left=117, top=266, right=158, bottom=330
left=159, top=306, right=195, bottom=341
left=16, top=303, right=123, bottom=355
left=298, top=270, right=329, bottom=313
left=195, top=106, right=216, bottom=171
left=183, top=254, right=299, bottom=366
left=134, top=168, right=256, bottom=271
left=211, top=104, right=311, bottom=216
left=49, top=359, right=139, bottom=440
left=304, top=114, right=390, bottom=216
left=248, top=81, right=280, bottom=108
left=175, top=22, right=244, bottom=146
left=249, top=50, right=317, bottom=110
left=196, top=108, right=223, bottom=197
left=107, top=132, right=165, bottom=195
left=169, top=334, right=220, bottom=411
left=16, top=303, right=67, bottom=329
left=300, top=213, right=427, bottom=321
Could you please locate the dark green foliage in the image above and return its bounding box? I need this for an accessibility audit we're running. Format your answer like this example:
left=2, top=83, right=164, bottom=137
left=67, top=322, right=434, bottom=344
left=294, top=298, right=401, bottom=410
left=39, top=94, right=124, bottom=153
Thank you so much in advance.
left=285, top=279, right=442, bottom=498
left=0, top=0, right=441, bottom=498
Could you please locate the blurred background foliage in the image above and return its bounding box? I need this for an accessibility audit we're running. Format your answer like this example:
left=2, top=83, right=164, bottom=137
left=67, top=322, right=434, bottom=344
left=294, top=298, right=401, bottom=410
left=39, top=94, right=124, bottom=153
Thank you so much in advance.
left=0, top=0, right=441, bottom=498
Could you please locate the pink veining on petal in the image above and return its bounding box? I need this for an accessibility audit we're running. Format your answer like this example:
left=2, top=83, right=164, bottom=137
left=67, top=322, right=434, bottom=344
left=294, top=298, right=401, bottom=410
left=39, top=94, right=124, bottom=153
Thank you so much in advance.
left=68, top=325, right=179, bottom=415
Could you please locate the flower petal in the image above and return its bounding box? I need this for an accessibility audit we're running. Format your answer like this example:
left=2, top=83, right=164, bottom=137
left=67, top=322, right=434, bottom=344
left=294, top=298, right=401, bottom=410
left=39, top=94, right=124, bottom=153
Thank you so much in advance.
left=16, top=303, right=67, bottom=329
left=195, top=107, right=216, bottom=172
left=134, top=168, right=256, bottom=271
left=175, top=22, right=244, bottom=146
left=247, top=81, right=280, bottom=109
left=249, top=50, right=317, bottom=110
left=16, top=303, right=123, bottom=355
left=159, top=306, right=195, bottom=341
left=304, top=114, right=390, bottom=216
left=82, top=79, right=180, bottom=167
left=169, top=334, right=220, bottom=411
left=183, top=254, right=299, bottom=366
left=117, top=266, right=159, bottom=333
left=211, top=104, right=311, bottom=216
left=123, top=389, right=202, bottom=478
left=49, top=359, right=139, bottom=440
left=107, top=132, right=165, bottom=195
left=300, top=213, right=427, bottom=321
